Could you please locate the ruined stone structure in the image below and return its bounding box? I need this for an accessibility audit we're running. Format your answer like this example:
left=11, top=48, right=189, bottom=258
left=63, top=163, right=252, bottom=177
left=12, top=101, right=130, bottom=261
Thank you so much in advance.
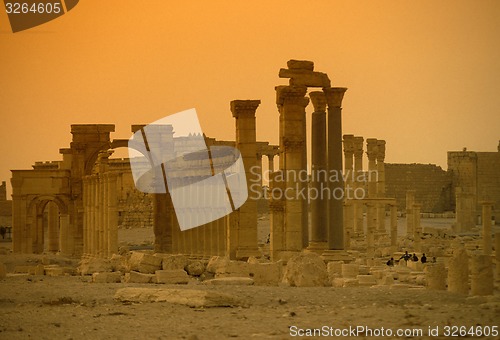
left=0, top=181, right=12, bottom=239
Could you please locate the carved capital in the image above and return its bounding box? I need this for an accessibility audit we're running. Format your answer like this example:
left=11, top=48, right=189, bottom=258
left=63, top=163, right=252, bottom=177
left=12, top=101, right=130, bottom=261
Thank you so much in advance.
left=230, top=100, right=261, bottom=118
left=366, top=138, right=378, bottom=161
left=343, top=134, right=355, bottom=154
left=323, top=87, right=347, bottom=108
left=276, top=85, right=308, bottom=107
left=353, top=136, right=364, bottom=157
left=376, top=140, right=386, bottom=162
left=309, top=91, right=327, bottom=112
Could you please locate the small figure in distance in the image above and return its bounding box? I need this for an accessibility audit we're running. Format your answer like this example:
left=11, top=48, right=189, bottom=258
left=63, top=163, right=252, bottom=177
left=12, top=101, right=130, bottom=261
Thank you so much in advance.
left=386, top=257, right=394, bottom=266
left=421, top=253, right=427, bottom=263
left=431, top=256, right=437, bottom=263
left=399, top=251, right=411, bottom=263
left=412, top=253, right=419, bottom=262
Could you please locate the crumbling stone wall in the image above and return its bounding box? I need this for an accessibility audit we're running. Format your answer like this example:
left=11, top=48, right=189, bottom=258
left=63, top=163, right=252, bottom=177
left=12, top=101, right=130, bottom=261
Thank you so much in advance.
left=385, top=163, right=452, bottom=213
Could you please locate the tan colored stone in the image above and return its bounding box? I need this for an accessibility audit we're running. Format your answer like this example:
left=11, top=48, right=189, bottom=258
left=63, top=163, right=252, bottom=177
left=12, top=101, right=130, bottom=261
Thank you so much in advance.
left=125, top=271, right=154, bottom=283
left=77, top=258, right=112, bottom=276
left=155, top=269, right=190, bottom=284
left=185, top=261, right=205, bottom=276
left=341, top=264, right=359, bottom=278
left=114, top=287, right=244, bottom=308
left=92, top=272, right=122, bottom=283
left=0, top=262, right=6, bottom=279
left=424, top=263, right=446, bottom=290
left=203, top=277, right=254, bottom=286
left=448, top=247, right=469, bottom=295
left=282, top=252, right=328, bottom=287
left=129, top=252, right=163, bottom=274
left=160, top=254, right=189, bottom=271
left=279, top=68, right=331, bottom=88
left=287, top=59, right=314, bottom=71
left=470, top=254, right=493, bottom=296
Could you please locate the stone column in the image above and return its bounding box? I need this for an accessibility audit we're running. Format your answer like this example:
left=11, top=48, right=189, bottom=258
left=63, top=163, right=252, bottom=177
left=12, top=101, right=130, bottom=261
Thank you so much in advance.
left=470, top=254, right=494, bottom=295
left=230, top=100, right=261, bottom=259
left=256, top=152, right=263, bottom=188
left=366, top=139, right=378, bottom=199
left=481, top=201, right=493, bottom=256
left=275, top=87, right=309, bottom=256
left=308, top=91, right=328, bottom=253
left=269, top=171, right=285, bottom=261
left=406, top=190, right=415, bottom=236
left=324, top=87, right=347, bottom=250
left=343, top=134, right=355, bottom=245
left=366, top=202, right=376, bottom=256
left=390, top=204, right=398, bottom=249
left=448, top=245, right=469, bottom=295
left=268, top=154, right=275, bottom=173
left=47, top=202, right=59, bottom=253
left=376, top=140, right=386, bottom=233
left=107, top=173, right=118, bottom=257
left=82, top=177, right=89, bottom=255
left=425, top=263, right=447, bottom=290
left=353, top=136, right=364, bottom=235
left=413, top=204, right=422, bottom=252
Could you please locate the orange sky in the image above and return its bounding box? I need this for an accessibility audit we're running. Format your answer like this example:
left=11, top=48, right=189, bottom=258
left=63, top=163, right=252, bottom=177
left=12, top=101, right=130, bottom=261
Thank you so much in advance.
left=1, top=1, right=499, bottom=196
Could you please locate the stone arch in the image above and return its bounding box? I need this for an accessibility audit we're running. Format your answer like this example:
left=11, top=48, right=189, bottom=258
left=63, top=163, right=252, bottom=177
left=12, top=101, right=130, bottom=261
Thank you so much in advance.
left=26, top=195, right=70, bottom=254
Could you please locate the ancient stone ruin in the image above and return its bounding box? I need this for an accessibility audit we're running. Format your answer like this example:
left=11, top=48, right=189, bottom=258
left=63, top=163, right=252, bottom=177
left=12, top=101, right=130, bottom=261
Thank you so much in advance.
left=2, top=60, right=499, bottom=297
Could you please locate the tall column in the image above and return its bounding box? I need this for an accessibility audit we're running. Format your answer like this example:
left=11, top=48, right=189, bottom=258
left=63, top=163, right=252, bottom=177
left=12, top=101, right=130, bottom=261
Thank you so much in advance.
left=308, top=91, right=328, bottom=253
left=390, top=204, right=398, bottom=249
left=107, top=173, right=118, bottom=257
left=324, top=87, right=347, bottom=250
left=47, top=202, right=59, bottom=253
left=481, top=201, right=493, bottom=256
left=256, top=153, right=263, bottom=187
left=376, top=140, right=386, bottom=233
left=406, top=190, right=415, bottom=236
left=276, top=87, right=309, bottom=256
left=366, top=139, right=378, bottom=199
left=413, top=204, right=422, bottom=252
left=230, top=99, right=261, bottom=259
left=82, top=177, right=89, bottom=255
left=366, top=202, right=376, bottom=256
left=353, top=136, right=364, bottom=235
left=269, top=171, right=285, bottom=261
left=343, top=134, right=355, bottom=246
left=268, top=154, right=275, bottom=173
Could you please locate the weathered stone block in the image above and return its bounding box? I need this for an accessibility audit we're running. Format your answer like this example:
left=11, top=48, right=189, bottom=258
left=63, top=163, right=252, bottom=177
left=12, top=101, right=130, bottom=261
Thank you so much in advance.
left=424, top=263, right=446, bottom=290
left=203, top=277, right=254, bottom=286
left=279, top=68, right=331, bottom=88
left=125, top=271, right=155, bottom=283
left=357, top=275, right=377, bottom=287
left=44, top=266, right=64, bottom=277
left=129, top=252, right=163, bottom=274
left=155, top=269, right=190, bottom=284
left=248, top=262, right=283, bottom=285
left=332, top=278, right=359, bottom=288
left=114, top=287, right=244, bottom=307
left=341, top=264, right=359, bottom=278
left=160, top=254, right=189, bottom=271
left=78, top=258, right=113, bottom=276
left=282, top=252, right=328, bottom=287
left=287, top=59, right=314, bottom=71
left=185, top=261, right=205, bottom=276
left=92, top=272, right=122, bottom=283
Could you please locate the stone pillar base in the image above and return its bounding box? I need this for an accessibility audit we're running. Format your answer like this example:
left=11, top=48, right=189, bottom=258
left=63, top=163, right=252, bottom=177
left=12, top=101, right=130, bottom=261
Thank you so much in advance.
left=305, top=241, right=328, bottom=255
left=321, top=250, right=354, bottom=263
left=235, top=247, right=261, bottom=261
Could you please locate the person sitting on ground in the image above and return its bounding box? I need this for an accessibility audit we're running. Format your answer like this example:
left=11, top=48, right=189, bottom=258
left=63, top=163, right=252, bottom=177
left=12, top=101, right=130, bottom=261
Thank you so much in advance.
left=421, top=253, right=427, bottom=263
left=399, top=251, right=411, bottom=262
left=386, top=257, right=394, bottom=266
left=432, top=256, right=437, bottom=263
left=412, top=253, right=419, bottom=262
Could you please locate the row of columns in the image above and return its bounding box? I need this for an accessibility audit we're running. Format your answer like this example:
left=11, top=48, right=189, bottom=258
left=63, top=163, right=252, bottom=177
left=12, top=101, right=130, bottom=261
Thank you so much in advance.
left=82, top=153, right=118, bottom=258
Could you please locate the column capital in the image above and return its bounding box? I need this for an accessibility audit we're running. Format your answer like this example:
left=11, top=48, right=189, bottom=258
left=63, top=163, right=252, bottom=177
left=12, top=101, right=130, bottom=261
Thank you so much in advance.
left=366, top=138, right=378, bottom=161
left=343, top=134, right=355, bottom=155
left=323, top=87, right=347, bottom=108
left=309, top=91, right=327, bottom=112
left=230, top=100, right=261, bottom=118
left=353, top=136, right=364, bottom=157
left=376, top=140, right=386, bottom=162
left=275, top=85, right=308, bottom=107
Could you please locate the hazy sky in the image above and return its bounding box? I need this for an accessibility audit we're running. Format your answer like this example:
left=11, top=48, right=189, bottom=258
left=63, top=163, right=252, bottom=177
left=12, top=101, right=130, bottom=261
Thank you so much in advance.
left=1, top=1, right=499, bottom=196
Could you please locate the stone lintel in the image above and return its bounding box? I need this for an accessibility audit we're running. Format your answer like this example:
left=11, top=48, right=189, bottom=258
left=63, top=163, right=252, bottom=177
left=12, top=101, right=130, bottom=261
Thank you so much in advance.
left=323, top=87, right=347, bottom=107
left=131, top=125, right=146, bottom=133
left=309, top=91, right=327, bottom=112
left=279, top=68, right=331, bottom=88
left=275, top=85, right=308, bottom=106
left=71, top=124, right=115, bottom=134
left=230, top=100, right=261, bottom=118
left=287, top=59, right=314, bottom=71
